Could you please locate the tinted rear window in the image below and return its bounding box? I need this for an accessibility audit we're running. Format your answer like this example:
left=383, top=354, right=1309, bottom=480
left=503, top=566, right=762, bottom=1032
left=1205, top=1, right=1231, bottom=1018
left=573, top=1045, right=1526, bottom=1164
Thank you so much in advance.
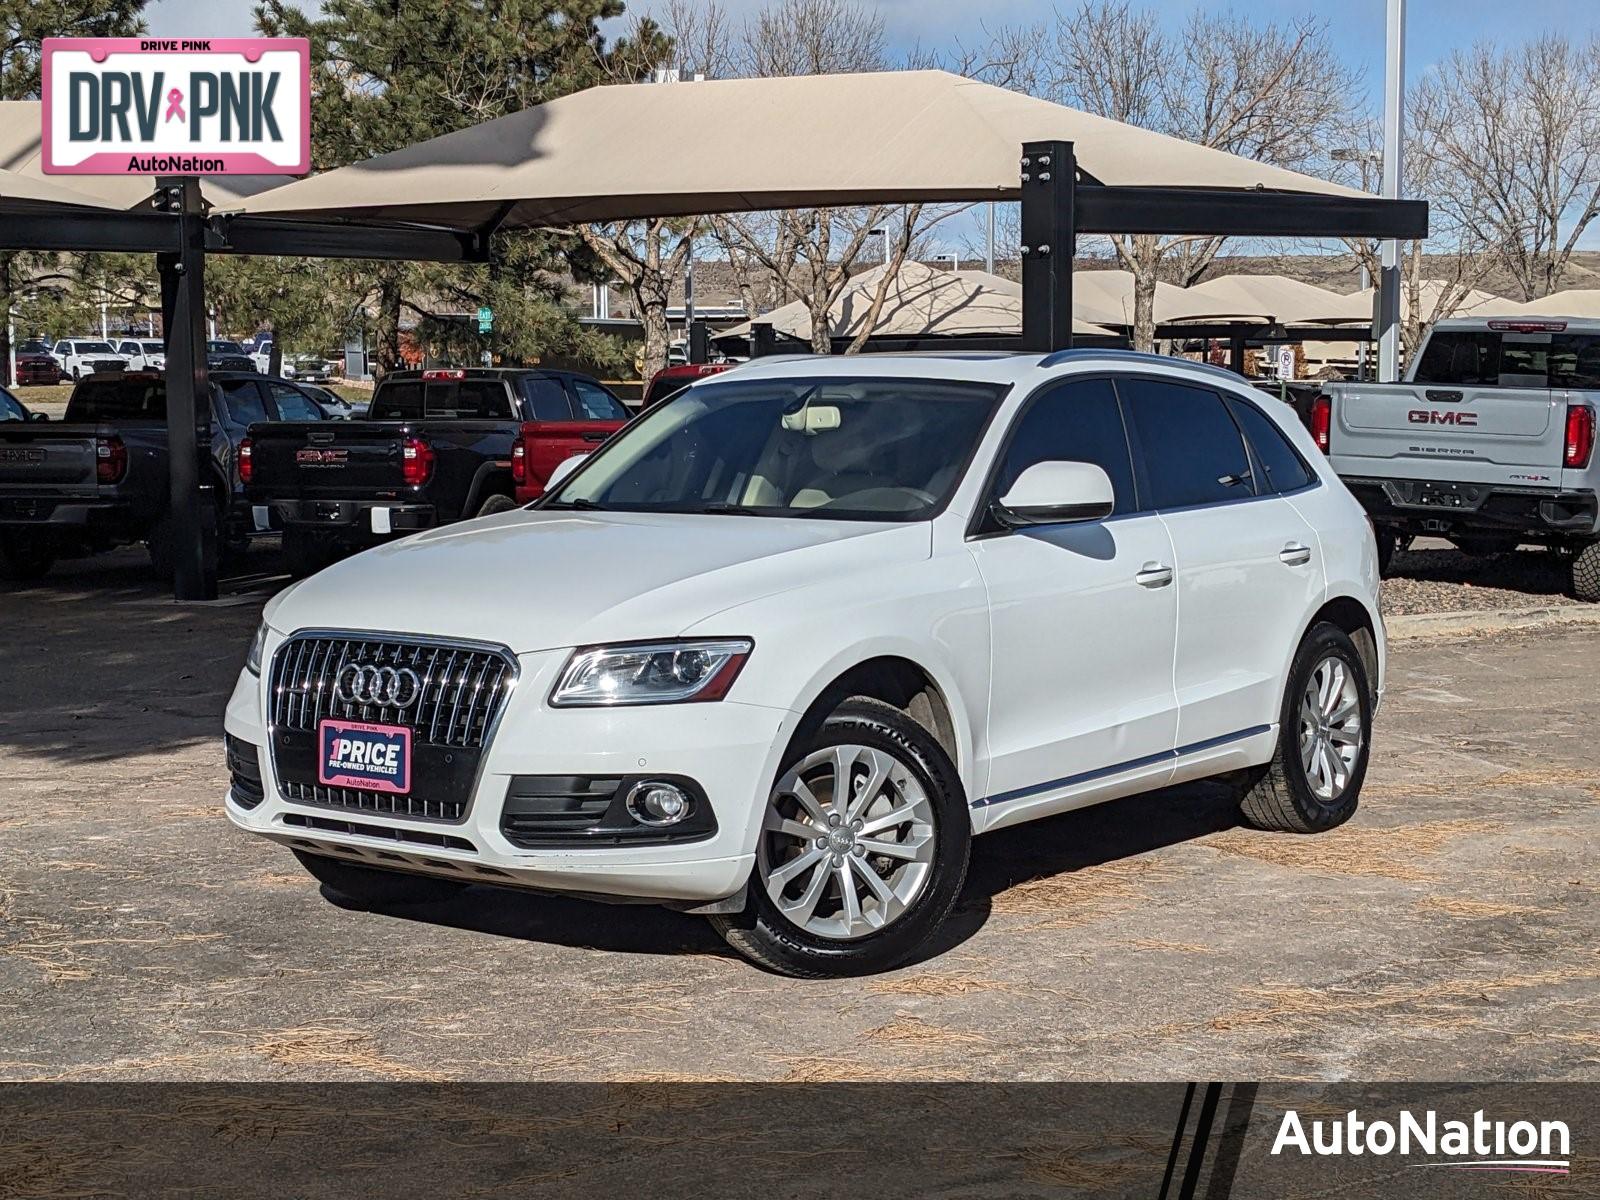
left=1414, top=331, right=1600, bottom=388
left=644, top=375, right=694, bottom=407
left=370, top=379, right=511, bottom=419
left=519, top=376, right=572, bottom=422
left=1225, top=395, right=1317, bottom=493
left=65, top=378, right=168, bottom=420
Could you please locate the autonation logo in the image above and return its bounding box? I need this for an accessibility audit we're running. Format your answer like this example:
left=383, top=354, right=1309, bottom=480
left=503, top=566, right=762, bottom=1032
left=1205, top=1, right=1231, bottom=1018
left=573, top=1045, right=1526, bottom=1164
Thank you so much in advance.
left=1272, top=1108, right=1572, bottom=1175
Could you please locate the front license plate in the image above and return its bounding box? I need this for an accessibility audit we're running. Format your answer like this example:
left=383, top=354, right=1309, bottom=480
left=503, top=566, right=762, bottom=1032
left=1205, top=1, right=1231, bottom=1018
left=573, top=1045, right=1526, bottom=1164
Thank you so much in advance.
left=318, top=720, right=412, bottom=794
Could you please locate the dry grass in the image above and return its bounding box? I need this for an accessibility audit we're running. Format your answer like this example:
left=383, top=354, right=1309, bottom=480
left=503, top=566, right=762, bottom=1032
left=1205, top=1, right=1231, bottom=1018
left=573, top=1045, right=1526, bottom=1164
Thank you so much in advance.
left=1208, top=963, right=1600, bottom=1034
left=1, top=920, right=224, bottom=985
left=866, top=971, right=1013, bottom=997
left=991, top=855, right=1180, bottom=927
left=867, top=1013, right=989, bottom=1048
left=1016, top=1132, right=1171, bottom=1192
left=1415, top=895, right=1552, bottom=919
left=1127, top=938, right=1217, bottom=954
left=248, top=1022, right=432, bottom=1079
left=774, top=1055, right=950, bottom=1082
left=1207, top=818, right=1502, bottom=882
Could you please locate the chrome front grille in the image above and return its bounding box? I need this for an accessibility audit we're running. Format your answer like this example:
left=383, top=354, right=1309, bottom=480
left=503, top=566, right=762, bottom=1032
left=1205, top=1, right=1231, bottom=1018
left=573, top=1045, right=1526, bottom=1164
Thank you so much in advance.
left=269, top=633, right=516, bottom=749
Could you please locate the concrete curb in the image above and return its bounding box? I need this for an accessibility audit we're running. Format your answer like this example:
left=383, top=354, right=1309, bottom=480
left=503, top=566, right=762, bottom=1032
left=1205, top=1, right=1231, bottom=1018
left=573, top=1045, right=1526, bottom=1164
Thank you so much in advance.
left=1386, top=603, right=1600, bottom=641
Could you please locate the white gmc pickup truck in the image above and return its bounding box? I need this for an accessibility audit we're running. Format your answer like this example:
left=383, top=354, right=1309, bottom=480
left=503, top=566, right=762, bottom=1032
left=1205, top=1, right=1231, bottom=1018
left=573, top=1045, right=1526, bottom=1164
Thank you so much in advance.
left=1317, top=317, right=1599, bottom=599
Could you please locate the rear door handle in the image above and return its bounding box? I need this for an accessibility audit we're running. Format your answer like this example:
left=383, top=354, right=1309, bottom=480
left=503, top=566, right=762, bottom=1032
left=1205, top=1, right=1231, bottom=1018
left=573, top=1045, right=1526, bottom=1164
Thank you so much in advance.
left=582, top=431, right=608, bottom=442
left=1135, top=562, right=1174, bottom=589
left=1280, top=542, right=1313, bottom=566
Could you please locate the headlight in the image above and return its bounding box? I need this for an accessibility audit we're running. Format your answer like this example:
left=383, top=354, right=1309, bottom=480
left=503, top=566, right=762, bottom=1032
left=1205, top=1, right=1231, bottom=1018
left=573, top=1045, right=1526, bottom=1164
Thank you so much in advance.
left=246, top=621, right=269, bottom=676
left=550, top=639, right=752, bottom=707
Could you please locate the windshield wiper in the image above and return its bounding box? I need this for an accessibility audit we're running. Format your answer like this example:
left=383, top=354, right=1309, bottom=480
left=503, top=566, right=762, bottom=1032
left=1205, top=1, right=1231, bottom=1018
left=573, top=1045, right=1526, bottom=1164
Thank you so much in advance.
left=690, top=502, right=770, bottom=516
left=543, top=497, right=607, bottom=511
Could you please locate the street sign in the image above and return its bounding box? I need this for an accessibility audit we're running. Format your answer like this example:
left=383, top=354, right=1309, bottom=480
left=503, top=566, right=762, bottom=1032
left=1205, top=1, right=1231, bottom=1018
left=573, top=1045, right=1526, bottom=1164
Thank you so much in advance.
left=1276, top=344, right=1296, bottom=381
left=41, top=37, right=309, bottom=175
left=476, top=306, right=493, bottom=334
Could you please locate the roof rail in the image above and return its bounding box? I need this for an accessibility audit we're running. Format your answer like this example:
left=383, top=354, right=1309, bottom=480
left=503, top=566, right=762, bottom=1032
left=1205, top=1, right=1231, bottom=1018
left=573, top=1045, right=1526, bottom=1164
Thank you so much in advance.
left=1038, top=346, right=1249, bottom=387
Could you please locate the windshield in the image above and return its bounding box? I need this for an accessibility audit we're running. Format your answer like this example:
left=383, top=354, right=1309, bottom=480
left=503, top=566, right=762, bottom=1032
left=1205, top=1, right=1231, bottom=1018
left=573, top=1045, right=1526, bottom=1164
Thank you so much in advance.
left=209, top=340, right=245, bottom=353
left=81, top=341, right=114, bottom=353
left=545, top=376, right=1002, bottom=521
left=141, top=342, right=163, bottom=353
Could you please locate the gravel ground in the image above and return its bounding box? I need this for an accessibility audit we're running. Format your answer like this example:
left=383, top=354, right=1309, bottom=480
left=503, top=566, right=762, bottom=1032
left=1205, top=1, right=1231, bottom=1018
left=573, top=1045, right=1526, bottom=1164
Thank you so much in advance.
left=2, top=548, right=1598, bottom=1083
left=1380, top=537, right=1578, bottom=615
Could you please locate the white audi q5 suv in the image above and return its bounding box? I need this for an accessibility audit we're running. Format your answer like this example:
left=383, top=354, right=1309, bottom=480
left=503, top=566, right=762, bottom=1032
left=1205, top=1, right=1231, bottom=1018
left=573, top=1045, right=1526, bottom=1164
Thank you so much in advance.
left=225, top=351, right=1383, bottom=977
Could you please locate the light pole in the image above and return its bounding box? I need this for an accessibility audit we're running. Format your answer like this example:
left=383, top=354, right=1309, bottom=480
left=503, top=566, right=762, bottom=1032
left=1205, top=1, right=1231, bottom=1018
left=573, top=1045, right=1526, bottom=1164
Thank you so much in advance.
left=933, top=251, right=959, bottom=272
left=868, top=227, right=889, bottom=266
left=1378, top=0, right=1406, bottom=381
left=1331, top=147, right=1384, bottom=383
left=986, top=202, right=996, bottom=275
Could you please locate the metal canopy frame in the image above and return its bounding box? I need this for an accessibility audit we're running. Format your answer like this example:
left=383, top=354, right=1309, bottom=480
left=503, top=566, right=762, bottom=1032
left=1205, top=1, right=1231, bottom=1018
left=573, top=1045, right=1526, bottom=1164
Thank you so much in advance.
left=0, top=139, right=1426, bottom=601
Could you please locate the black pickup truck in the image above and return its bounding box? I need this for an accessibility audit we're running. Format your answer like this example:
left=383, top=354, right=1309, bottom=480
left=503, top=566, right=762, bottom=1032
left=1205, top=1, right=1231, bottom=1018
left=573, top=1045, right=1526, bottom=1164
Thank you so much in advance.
left=243, top=367, right=628, bottom=575
left=0, top=371, right=326, bottom=581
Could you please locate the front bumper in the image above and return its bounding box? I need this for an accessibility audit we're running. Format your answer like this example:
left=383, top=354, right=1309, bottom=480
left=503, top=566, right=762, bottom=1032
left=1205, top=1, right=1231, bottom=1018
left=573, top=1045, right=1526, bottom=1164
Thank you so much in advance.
left=222, top=647, right=791, bottom=905
left=1345, top=477, right=1599, bottom=537
left=266, top=498, right=436, bottom=534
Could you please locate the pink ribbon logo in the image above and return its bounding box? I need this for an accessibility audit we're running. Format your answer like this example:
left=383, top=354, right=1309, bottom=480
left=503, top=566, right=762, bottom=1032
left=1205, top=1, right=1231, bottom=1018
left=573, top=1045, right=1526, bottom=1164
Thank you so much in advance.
left=164, top=88, right=185, bottom=123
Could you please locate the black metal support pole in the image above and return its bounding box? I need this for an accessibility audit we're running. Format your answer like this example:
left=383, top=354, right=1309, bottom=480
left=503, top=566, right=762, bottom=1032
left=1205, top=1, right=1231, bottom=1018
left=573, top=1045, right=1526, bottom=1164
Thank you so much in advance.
left=1229, top=336, right=1245, bottom=375
left=750, top=322, right=775, bottom=359
left=157, top=177, right=215, bottom=601
left=688, top=320, right=710, bottom=365
left=1020, top=139, right=1076, bottom=353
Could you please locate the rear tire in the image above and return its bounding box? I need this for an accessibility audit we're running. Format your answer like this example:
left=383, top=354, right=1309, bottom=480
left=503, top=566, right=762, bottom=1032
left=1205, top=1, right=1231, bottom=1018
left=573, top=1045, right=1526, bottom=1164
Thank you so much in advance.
left=1570, top=541, right=1600, bottom=603
left=476, top=493, right=518, bottom=517
left=711, top=698, right=970, bottom=978
left=1237, top=622, right=1372, bottom=834
left=292, top=849, right=466, bottom=908
left=0, top=529, right=55, bottom=581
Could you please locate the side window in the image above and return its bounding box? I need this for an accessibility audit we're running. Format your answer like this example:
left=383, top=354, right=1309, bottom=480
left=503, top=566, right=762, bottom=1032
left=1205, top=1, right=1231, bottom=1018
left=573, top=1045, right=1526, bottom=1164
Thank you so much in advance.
left=1121, top=378, right=1255, bottom=510
left=1224, top=395, right=1316, bottom=494
left=219, top=380, right=270, bottom=427
left=458, top=381, right=512, bottom=419
left=571, top=377, right=628, bottom=421
left=520, top=376, right=573, bottom=422
left=265, top=382, right=324, bottom=422
left=992, top=377, right=1138, bottom=516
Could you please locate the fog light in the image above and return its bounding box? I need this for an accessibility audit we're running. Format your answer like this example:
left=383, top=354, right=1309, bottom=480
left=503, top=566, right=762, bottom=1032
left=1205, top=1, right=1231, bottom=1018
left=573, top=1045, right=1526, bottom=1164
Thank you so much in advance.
left=626, top=781, right=693, bottom=827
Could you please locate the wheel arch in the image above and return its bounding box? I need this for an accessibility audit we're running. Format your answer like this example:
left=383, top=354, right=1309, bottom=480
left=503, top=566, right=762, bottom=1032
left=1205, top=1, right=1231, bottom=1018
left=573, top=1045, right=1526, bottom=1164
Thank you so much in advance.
left=1303, top=593, right=1382, bottom=701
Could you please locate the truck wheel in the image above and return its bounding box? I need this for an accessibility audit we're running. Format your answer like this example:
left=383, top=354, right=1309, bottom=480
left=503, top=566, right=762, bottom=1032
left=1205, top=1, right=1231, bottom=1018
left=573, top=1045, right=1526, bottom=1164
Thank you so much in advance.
left=476, top=494, right=518, bottom=517
left=1237, top=622, right=1372, bottom=834
left=1570, top=542, right=1600, bottom=603
left=0, top=530, right=56, bottom=581
left=292, top=850, right=466, bottom=908
left=282, top=527, right=334, bottom=578
left=711, top=698, right=970, bottom=978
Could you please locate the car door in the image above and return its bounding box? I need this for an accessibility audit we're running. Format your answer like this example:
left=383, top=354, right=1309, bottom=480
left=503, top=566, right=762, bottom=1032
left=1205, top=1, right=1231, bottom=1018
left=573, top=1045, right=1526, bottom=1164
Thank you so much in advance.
left=968, top=376, right=1180, bottom=817
left=1120, top=377, right=1323, bottom=754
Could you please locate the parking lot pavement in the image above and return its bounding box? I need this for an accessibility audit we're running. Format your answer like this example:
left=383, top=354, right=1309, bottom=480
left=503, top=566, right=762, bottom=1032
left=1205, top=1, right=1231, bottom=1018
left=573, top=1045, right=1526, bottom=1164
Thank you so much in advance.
left=2, top=550, right=1597, bottom=1082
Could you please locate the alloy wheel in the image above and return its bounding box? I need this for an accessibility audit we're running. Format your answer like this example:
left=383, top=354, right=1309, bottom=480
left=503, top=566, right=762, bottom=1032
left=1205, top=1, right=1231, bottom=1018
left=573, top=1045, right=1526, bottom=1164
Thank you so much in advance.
left=1298, top=654, right=1364, bottom=801
left=757, top=743, right=937, bottom=941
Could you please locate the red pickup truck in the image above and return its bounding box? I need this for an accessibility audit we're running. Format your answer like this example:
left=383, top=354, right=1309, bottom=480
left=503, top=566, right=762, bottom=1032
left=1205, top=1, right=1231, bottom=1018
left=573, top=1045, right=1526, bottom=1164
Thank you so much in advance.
left=511, top=374, right=630, bottom=503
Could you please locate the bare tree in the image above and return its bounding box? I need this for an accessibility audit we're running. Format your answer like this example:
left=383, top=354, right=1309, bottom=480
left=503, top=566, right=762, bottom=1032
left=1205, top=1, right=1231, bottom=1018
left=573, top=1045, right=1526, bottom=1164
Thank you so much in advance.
left=569, top=218, right=695, bottom=378
left=1410, top=35, right=1600, bottom=301
left=963, top=2, right=1361, bottom=350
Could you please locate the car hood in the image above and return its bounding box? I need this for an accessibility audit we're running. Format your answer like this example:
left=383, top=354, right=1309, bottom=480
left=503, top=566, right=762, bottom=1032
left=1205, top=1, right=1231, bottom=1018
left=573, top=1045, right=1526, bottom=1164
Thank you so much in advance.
left=268, top=509, right=931, bottom=652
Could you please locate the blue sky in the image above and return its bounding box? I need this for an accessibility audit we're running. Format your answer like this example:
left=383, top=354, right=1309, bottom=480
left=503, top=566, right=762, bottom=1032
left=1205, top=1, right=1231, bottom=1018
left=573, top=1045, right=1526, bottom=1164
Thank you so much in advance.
left=148, top=0, right=1600, bottom=96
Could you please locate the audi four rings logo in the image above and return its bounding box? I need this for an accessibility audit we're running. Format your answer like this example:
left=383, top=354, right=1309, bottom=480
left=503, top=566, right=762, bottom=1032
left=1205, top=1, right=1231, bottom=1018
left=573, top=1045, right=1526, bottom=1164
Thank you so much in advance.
left=334, top=663, right=423, bottom=708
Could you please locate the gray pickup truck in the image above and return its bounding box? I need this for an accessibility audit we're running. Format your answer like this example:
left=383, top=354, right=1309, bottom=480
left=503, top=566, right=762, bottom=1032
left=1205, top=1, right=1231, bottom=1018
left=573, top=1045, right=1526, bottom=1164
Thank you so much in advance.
left=0, top=371, right=326, bottom=581
left=1318, top=317, right=1599, bottom=599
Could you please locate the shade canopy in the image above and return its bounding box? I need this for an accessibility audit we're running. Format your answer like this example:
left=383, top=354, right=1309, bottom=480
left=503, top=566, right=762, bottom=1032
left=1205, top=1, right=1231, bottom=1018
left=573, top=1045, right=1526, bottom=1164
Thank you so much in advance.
left=1502, top=289, right=1600, bottom=319
left=0, top=101, right=292, bottom=210
left=717, top=261, right=1113, bottom=343
left=0, top=165, right=122, bottom=210
left=1352, top=281, right=1509, bottom=322
left=235, top=69, right=1376, bottom=231
left=1162, top=273, right=1370, bottom=327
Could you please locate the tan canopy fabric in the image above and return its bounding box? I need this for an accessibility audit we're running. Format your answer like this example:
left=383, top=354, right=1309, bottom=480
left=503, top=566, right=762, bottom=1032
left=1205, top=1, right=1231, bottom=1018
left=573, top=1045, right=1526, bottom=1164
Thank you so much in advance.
left=1504, top=289, right=1600, bottom=319
left=1162, top=273, right=1370, bottom=326
left=1063, top=270, right=1190, bottom=327
left=717, top=261, right=1114, bottom=342
left=0, top=100, right=291, bottom=210
left=0, top=165, right=121, bottom=209
left=235, top=70, right=1371, bottom=229
left=1351, top=281, right=1509, bottom=322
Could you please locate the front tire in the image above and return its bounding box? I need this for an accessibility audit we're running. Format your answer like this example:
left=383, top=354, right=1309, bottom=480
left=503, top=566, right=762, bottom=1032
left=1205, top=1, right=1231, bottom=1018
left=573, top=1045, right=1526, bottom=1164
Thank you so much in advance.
left=292, top=849, right=466, bottom=908
left=476, top=493, right=518, bottom=517
left=1569, top=541, right=1600, bottom=602
left=712, top=698, right=970, bottom=978
left=1237, top=622, right=1373, bottom=834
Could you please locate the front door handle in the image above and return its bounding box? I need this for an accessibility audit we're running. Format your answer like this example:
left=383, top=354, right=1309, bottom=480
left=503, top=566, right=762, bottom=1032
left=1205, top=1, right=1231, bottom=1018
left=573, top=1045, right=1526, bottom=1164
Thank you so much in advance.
left=1280, top=542, right=1313, bottom=567
left=1135, top=562, right=1174, bottom=589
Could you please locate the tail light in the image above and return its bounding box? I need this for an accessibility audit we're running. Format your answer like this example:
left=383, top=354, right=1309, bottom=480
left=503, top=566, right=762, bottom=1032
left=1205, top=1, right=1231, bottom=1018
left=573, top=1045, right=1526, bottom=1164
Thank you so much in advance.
left=1566, top=404, right=1595, bottom=469
left=95, top=435, right=127, bottom=484
left=511, top=438, right=526, bottom=485
left=401, top=435, right=435, bottom=486
left=422, top=368, right=466, bottom=381
left=1310, top=394, right=1332, bottom=454
left=238, top=436, right=253, bottom=484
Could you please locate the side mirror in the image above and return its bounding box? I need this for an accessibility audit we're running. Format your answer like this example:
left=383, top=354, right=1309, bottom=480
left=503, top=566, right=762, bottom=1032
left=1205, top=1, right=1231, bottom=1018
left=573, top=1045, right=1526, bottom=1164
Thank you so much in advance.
left=546, top=453, right=589, bottom=491
left=30, top=411, right=49, bottom=422
left=994, top=461, right=1115, bottom=527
